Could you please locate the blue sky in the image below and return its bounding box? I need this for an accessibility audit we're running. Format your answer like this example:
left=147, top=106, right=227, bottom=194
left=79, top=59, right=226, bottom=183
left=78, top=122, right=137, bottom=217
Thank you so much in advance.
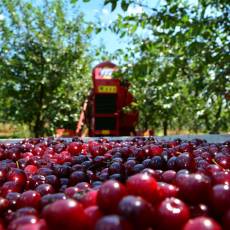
left=76, top=0, right=161, bottom=54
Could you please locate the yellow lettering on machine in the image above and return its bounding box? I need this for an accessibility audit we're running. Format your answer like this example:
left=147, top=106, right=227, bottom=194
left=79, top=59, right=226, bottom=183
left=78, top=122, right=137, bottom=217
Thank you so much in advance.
left=101, top=130, right=110, bottom=135
left=98, top=85, right=117, bottom=93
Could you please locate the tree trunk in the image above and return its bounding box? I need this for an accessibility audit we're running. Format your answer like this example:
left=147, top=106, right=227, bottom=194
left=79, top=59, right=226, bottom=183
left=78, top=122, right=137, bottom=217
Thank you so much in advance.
left=33, top=116, right=45, bottom=137
left=163, top=120, right=168, bottom=136
left=210, top=98, right=222, bottom=134
left=33, top=82, right=45, bottom=137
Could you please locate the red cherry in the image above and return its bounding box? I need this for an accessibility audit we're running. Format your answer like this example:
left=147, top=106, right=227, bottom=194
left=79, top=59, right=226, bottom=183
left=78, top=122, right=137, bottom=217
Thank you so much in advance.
left=154, top=182, right=179, bottom=204
left=97, top=180, right=127, bottom=214
left=79, top=190, right=98, bottom=208
left=126, top=173, right=158, bottom=203
left=149, top=144, right=163, bottom=155
left=175, top=173, right=211, bottom=204
left=84, top=206, right=103, bottom=230
left=7, top=168, right=27, bottom=187
left=183, top=216, right=222, bottom=230
left=0, top=197, right=9, bottom=215
left=157, top=197, right=190, bottom=230
left=18, top=191, right=41, bottom=209
left=24, top=165, right=38, bottom=175
left=42, top=199, right=86, bottom=230
left=68, top=142, right=82, bottom=155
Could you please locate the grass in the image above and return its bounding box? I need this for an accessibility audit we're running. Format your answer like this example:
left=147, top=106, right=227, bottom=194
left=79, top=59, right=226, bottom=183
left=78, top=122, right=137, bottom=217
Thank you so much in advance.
left=0, top=123, right=31, bottom=139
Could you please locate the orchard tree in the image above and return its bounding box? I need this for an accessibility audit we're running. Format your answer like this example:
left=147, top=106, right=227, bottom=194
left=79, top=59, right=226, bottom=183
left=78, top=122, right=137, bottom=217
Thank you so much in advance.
left=0, top=0, right=93, bottom=137
left=90, top=0, right=230, bottom=134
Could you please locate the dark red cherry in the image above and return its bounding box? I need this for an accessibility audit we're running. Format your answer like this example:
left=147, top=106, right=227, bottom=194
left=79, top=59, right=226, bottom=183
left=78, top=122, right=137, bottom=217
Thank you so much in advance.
left=183, top=216, right=222, bottom=230
left=42, top=199, right=86, bottom=230
left=157, top=197, right=190, bottom=230
left=126, top=173, right=158, bottom=203
left=18, top=190, right=41, bottom=209
left=97, top=180, right=127, bottom=214
left=95, top=215, right=132, bottom=230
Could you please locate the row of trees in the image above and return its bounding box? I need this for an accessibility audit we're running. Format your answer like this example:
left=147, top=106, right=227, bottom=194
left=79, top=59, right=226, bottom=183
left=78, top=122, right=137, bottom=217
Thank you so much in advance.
left=105, top=0, right=230, bottom=135
left=0, top=0, right=93, bottom=137
left=0, top=0, right=229, bottom=136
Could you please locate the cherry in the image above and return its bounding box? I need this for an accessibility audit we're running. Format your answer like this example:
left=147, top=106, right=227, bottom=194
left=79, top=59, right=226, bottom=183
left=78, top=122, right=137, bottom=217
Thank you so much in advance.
left=69, top=171, right=89, bottom=186
left=7, top=168, right=27, bottom=187
left=45, top=175, right=60, bottom=190
left=149, top=156, right=166, bottom=170
left=24, top=165, right=38, bottom=175
left=28, top=175, right=46, bottom=189
left=175, top=173, right=211, bottom=204
left=77, top=189, right=98, bottom=208
left=42, top=199, right=86, bottom=230
left=118, top=195, right=155, bottom=229
left=84, top=206, right=103, bottom=230
left=35, top=184, right=55, bottom=196
left=154, top=182, right=179, bottom=203
left=40, top=193, right=66, bottom=208
left=222, top=209, right=230, bottom=230
left=126, top=173, right=158, bottom=203
left=149, top=144, right=163, bottom=155
left=95, top=215, right=132, bottom=230
left=8, top=215, right=39, bottom=230
left=210, top=184, right=230, bottom=215
left=175, top=152, right=194, bottom=171
left=5, top=192, right=21, bottom=210
left=183, top=216, right=222, bottom=230
left=37, top=168, right=53, bottom=176
left=64, top=186, right=80, bottom=198
left=75, top=182, right=91, bottom=190
left=97, top=180, right=127, bottom=214
left=161, top=170, right=176, bottom=183
left=18, top=190, right=41, bottom=209
left=68, top=142, right=82, bottom=155
left=14, top=207, right=38, bottom=219
left=189, top=204, right=209, bottom=218
left=157, top=197, right=190, bottom=230
left=0, top=197, right=9, bottom=215
left=53, top=165, right=71, bottom=178
left=16, top=219, right=47, bottom=230
left=212, top=171, right=230, bottom=185
left=0, top=168, right=8, bottom=185
left=1, top=181, right=23, bottom=197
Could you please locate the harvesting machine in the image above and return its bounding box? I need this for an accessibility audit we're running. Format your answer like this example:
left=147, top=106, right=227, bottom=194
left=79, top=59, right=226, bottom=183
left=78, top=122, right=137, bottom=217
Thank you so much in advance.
left=57, top=61, right=138, bottom=137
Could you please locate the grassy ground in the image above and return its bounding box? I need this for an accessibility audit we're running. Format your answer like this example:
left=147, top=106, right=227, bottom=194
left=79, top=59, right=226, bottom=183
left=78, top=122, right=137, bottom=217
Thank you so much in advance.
left=1, top=122, right=228, bottom=139
left=0, top=123, right=31, bottom=138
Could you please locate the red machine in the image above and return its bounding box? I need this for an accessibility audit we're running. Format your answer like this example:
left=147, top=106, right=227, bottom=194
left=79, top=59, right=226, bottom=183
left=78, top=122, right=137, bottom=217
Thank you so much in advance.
left=76, top=61, right=138, bottom=136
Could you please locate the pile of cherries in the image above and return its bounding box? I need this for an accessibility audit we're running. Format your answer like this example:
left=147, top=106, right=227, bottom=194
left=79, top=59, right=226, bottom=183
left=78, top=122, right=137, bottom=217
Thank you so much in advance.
left=0, top=137, right=229, bottom=230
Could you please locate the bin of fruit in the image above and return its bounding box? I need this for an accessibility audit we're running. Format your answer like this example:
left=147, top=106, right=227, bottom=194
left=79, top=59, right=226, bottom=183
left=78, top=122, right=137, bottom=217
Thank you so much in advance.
left=0, top=135, right=229, bottom=229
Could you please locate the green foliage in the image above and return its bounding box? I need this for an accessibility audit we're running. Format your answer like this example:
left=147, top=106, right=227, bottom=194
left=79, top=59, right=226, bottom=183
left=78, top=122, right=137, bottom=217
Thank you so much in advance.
left=105, top=0, right=230, bottom=134
left=0, top=0, right=93, bottom=137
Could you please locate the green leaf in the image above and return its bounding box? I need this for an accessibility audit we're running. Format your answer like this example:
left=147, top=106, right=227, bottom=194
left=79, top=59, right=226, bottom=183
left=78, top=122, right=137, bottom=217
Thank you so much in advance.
left=121, top=0, right=129, bottom=11
left=111, top=0, right=117, bottom=11
left=70, top=0, right=78, bottom=3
